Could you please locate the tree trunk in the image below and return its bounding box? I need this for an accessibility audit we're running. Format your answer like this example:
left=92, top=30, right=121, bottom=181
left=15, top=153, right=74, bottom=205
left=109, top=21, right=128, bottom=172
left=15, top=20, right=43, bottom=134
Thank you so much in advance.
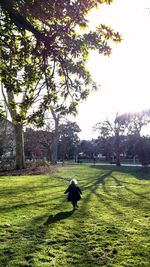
left=14, top=123, right=25, bottom=169
left=51, top=134, right=58, bottom=164
left=51, top=118, right=59, bottom=164
left=115, top=134, right=121, bottom=166
left=116, top=153, right=121, bottom=166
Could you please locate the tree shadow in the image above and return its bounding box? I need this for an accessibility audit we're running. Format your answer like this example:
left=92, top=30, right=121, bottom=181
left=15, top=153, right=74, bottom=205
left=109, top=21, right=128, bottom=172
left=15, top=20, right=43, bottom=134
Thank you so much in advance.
left=90, top=165, right=150, bottom=181
left=1, top=165, right=149, bottom=266
left=44, top=210, right=74, bottom=225
left=81, top=166, right=149, bottom=217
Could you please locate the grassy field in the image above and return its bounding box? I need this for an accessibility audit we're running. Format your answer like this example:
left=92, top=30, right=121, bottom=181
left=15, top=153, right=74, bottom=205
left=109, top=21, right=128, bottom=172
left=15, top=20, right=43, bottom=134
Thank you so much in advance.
left=0, top=165, right=149, bottom=267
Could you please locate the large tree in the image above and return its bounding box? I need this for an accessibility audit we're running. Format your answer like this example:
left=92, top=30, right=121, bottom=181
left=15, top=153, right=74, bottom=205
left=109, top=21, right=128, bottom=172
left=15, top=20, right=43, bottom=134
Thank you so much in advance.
left=0, top=0, right=121, bottom=169
left=24, top=127, right=52, bottom=161
left=118, top=110, right=150, bottom=166
left=135, top=136, right=150, bottom=167
left=117, top=110, right=150, bottom=136
left=1, top=14, right=46, bottom=169
left=58, top=121, right=81, bottom=161
left=94, top=115, right=129, bottom=166
left=94, top=110, right=150, bottom=166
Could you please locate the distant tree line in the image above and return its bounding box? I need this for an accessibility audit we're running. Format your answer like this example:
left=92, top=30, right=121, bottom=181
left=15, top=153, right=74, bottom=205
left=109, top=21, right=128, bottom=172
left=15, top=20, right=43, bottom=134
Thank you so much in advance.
left=24, top=120, right=80, bottom=162
left=92, top=110, right=150, bottom=167
left=0, top=118, right=81, bottom=166
left=0, top=110, right=150, bottom=169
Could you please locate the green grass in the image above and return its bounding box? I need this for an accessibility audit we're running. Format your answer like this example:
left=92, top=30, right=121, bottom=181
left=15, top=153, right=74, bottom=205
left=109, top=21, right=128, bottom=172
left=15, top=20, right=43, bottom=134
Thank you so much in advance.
left=0, top=165, right=150, bottom=267
left=66, top=158, right=140, bottom=165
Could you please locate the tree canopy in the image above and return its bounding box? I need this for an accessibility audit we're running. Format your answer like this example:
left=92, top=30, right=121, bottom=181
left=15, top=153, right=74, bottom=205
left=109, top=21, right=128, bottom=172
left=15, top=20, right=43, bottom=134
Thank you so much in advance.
left=0, top=1, right=116, bottom=43
left=0, top=0, right=121, bottom=168
left=1, top=0, right=121, bottom=124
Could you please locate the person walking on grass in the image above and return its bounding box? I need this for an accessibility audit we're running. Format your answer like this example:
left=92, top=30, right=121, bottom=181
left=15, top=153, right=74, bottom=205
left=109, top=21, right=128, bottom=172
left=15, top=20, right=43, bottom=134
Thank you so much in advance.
left=64, top=179, right=82, bottom=210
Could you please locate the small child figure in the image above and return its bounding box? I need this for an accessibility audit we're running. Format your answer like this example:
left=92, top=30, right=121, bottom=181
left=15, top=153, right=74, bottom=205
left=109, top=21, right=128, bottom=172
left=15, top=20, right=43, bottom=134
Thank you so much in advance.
left=64, top=179, right=82, bottom=210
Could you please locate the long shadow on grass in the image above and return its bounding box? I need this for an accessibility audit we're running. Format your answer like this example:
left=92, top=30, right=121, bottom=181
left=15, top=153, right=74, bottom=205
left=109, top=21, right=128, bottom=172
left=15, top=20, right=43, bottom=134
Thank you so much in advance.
left=44, top=210, right=74, bottom=225
left=86, top=166, right=150, bottom=214
left=91, top=165, right=150, bottom=181
left=81, top=170, right=125, bottom=216
left=81, top=170, right=112, bottom=191
left=38, top=171, right=114, bottom=266
left=108, top=175, right=150, bottom=199
left=1, top=167, right=149, bottom=267
left=90, top=166, right=150, bottom=201
left=0, top=196, right=62, bottom=214
left=0, top=184, right=63, bottom=197
left=0, top=206, right=69, bottom=266
left=59, top=170, right=123, bottom=266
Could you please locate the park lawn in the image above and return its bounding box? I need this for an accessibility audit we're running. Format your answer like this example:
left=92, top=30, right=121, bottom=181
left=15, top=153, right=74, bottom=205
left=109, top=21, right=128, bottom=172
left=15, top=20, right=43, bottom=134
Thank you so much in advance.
left=0, top=165, right=149, bottom=267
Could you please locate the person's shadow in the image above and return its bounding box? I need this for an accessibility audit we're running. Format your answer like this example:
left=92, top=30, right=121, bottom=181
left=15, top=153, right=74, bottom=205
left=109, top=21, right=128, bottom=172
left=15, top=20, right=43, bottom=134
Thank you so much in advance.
left=44, top=210, right=74, bottom=225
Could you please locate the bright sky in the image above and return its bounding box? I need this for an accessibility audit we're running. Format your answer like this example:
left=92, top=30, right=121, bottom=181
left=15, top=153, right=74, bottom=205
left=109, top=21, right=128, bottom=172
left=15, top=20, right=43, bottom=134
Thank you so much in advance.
left=73, top=0, right=150, bottom=140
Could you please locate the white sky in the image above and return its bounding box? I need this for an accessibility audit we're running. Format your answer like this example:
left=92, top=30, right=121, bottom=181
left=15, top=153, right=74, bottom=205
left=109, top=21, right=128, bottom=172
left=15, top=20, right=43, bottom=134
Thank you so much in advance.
left=72, top=0, right=150, bottom=140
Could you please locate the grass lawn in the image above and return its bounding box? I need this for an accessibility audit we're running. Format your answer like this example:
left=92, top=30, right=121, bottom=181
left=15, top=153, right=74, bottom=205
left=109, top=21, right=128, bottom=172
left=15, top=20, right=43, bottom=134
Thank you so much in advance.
left=0, top=165, right=149, bottom=267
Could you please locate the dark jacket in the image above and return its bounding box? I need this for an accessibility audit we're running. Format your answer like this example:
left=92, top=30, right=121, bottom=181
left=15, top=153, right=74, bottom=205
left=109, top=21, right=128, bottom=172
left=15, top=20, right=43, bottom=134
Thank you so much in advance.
left=65, top=184, right=82, bottom=202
